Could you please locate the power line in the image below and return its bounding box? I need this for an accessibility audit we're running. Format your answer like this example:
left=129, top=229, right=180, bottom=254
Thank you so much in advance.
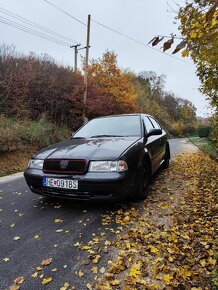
left=0, top=15, right=71, bottom=47
left=0, top=6, right=78, bottom=44
left=44, top=0, right=87, bottom=27
left=91, top=19, right=191, bottom=65
left=42, top=0, right=191, bottom=64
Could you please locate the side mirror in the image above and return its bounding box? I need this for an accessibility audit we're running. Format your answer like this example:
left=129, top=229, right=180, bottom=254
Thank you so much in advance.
left=147, top=128, right=162, bottom=137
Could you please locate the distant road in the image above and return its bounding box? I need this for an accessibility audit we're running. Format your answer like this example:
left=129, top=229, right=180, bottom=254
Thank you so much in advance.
left=169, top=137, right=198, bottom=157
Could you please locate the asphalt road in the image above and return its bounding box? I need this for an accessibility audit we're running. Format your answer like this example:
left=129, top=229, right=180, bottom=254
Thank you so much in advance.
left=0, top=138, right=197, bottom=290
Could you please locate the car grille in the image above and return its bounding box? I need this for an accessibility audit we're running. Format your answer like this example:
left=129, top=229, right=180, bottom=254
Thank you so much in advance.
left=43, top=159, right=87, bottom=175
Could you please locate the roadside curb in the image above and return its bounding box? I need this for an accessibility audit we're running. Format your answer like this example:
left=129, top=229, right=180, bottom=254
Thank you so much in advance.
left=0, top=172, right=24, bottom=184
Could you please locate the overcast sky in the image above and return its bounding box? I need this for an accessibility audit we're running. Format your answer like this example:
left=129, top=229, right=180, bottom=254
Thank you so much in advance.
left=0, top=0, right=212, bottom=117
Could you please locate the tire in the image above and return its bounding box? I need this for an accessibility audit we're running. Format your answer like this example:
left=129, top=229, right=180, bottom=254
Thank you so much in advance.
left=162, top=144, right=170, bottom=169
left=135, top=162, right=151, bottom=200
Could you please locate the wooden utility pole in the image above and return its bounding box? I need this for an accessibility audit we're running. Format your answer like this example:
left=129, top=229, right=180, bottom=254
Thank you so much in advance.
left=82, top=14, right=91, bottom=124
left=70, top=43, right=81, bottom=71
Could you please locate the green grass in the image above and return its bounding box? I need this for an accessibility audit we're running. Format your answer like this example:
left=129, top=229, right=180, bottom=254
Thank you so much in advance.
left=188, top=135, right=217, bottom=159
left=0, top=115, right=72, bottom=176
left=188, top=136, right=208, bottom=143
left=0, top=115, right=71, bottom=153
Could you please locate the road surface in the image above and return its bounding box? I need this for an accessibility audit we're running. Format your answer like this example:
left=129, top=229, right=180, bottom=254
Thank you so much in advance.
left=0, top=138, right=198, bottom=290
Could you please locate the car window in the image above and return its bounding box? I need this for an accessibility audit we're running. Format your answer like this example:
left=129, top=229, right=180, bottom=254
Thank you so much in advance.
left=149, top=117, right=161, bottom=129
left=143, top=117, right=154, bottom=133
left=73, top=116, right=142, bottom=137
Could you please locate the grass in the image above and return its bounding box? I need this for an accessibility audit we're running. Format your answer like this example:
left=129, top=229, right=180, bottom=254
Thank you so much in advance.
left=0, top=147, right=38, bottom=177
left=0, top=116, right=71, bottom=177
left=188, top=135, right=217, bottom=159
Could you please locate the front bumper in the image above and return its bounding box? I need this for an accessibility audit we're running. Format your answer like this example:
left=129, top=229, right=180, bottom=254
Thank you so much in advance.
left=24, top=169, right=138, bottom=200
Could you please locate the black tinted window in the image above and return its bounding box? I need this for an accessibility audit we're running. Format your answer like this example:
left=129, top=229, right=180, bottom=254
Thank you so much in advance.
left=73, top=116, right=142, bottom=137
left=144, top=117, right=154, bottom=133
left=149, top=117, right=161, bottom=129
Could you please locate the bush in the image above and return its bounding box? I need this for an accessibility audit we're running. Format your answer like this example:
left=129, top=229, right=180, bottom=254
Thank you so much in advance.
left=27, top=119, right=71, bottom=148
left=170, top=121, right=185, bottom=137
left=0, top=115, right=71, bottom=152
left=197, top=126, right=212, bottom=138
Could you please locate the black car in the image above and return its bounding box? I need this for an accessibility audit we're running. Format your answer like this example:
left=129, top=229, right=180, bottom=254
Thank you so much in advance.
left=24, top=114, right=170, bottom=200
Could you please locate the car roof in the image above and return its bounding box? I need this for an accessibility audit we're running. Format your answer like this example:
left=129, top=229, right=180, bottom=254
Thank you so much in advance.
left=93, top=113, right=152, bottom=119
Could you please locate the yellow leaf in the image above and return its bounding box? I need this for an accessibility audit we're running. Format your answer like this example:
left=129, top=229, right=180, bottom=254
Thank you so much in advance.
left=105, top=240, right=111, bottom=246
left=200, top=259, right=206, bottom=267
left=42, top=277, right=52, bottom=285
left=14, top=277, right=25, bottom=284
left=92, top=255, right=101, bottom=264
left=190, top=31, right=197, bottom=38
left=14, top=236, right=20, bottom=241
left=51, top=268, right=57, bottom=272
left=86, top=283, right=93, bottom=290
left=181, top=49, right=189, bottom=57
left=41, top=258, right=52, bottom=266
left=34, top=235, right=39, bottom=240
left=163, top=274, right=173, bottom=285
left=10, top=223, right=15, bottom=228
left=100, top=267, right=105, bottom=274
left=54, top=218, right=62, bottom=223
left=123, top=216, right=130, bottom=222
left=208, top=257, right=216, bottom=266
left=91, top=267, right=98, bottom=274
left=31, top=272, right=38, bottom=278
left=81, top=245, right=91, bottom=250
left=110, top=279, right=120, bottom=286
left=36, top=266, right=43, bottom=271
left=150, top=246, right=160, bottom=255
left=3, top=257, right=10, bottom=262
left=78, top=270, right=84, bottom=277
left=129, top=262, right=141, bottom=277
left=160, top=204, right=169, bottom=209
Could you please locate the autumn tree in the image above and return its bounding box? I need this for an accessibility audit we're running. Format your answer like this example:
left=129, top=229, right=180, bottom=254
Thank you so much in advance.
left=87, top=51, right=138, bottom=117
left=178, top=0, right=218, bottom=147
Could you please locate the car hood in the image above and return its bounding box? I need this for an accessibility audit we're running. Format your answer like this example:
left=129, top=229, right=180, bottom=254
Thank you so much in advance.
left=33, top=137, right=141, bottom=160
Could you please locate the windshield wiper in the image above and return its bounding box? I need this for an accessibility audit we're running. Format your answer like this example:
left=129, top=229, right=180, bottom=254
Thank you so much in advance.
left=90, top=135, right=123, bottom=138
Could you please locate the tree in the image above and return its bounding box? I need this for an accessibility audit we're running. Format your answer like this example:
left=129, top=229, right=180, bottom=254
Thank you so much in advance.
left=178, top=1, right=218, bottom=107
left=178, top=0, right=218, bottom=147
left=87, top=51, right=138, bottom=116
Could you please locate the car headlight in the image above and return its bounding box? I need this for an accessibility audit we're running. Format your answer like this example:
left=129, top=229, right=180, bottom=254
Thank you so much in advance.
left=28, top=159, right=44, bottom=169
left=89, top=160, right=128, bottom=172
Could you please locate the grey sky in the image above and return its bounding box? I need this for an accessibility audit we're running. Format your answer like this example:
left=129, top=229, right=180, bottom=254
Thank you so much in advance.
left=0, top=0, right=211, bottom=117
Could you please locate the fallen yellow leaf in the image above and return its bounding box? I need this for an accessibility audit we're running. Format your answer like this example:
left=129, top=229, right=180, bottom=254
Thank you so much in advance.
left=42, top=277, right=52, bottom=285
left=41, top=258, right=52, bottom=266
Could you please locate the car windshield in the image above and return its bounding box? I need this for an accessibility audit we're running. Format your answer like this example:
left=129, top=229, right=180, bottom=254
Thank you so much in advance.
left=73, top=116, right=141, bottom=138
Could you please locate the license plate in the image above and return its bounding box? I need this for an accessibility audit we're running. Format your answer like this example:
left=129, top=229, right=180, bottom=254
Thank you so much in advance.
left=43, top=177, right=78, bottom=190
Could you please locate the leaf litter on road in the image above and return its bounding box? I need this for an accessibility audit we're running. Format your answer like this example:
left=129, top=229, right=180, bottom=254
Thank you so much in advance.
left=73, top=152, right=217, bottom=289
left=6, top=151, right=217, bottom=289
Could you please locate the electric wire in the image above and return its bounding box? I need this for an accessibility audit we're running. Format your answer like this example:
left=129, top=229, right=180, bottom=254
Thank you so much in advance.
left=0, top=6, right=78, bottom=44
left=91, top=19, right=190, bottom=64
left=43, top=0, right=191, bottom=64
left=44, top=0, right=87, bottom=27
left=0, top=15, right=71, bottom=47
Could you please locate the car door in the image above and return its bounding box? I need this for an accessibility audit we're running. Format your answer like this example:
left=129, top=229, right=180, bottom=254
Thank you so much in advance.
left=148, top=117, right=167, bottom=164
left=143, top=116, right=161, bottom=173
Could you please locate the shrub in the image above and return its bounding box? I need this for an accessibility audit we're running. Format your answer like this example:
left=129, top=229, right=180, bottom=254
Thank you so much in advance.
left=197, top=126, right=212, bottom=138
left=0, top=115, right=71, bottom=152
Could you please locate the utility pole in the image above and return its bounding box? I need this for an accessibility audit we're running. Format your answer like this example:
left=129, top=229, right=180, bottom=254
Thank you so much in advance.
left=82, top=14, right=91, bottom=124
left=70, top=43, right=81, bottom=71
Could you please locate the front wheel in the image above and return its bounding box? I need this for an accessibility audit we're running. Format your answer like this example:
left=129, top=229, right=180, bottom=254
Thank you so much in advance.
left=162, top=144, right=170, bottom=169
left=135, top=163, right=151, bottom=200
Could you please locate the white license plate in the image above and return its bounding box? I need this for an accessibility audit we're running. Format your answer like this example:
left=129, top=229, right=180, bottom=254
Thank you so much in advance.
left=43, top=177, right=78, bottom=190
